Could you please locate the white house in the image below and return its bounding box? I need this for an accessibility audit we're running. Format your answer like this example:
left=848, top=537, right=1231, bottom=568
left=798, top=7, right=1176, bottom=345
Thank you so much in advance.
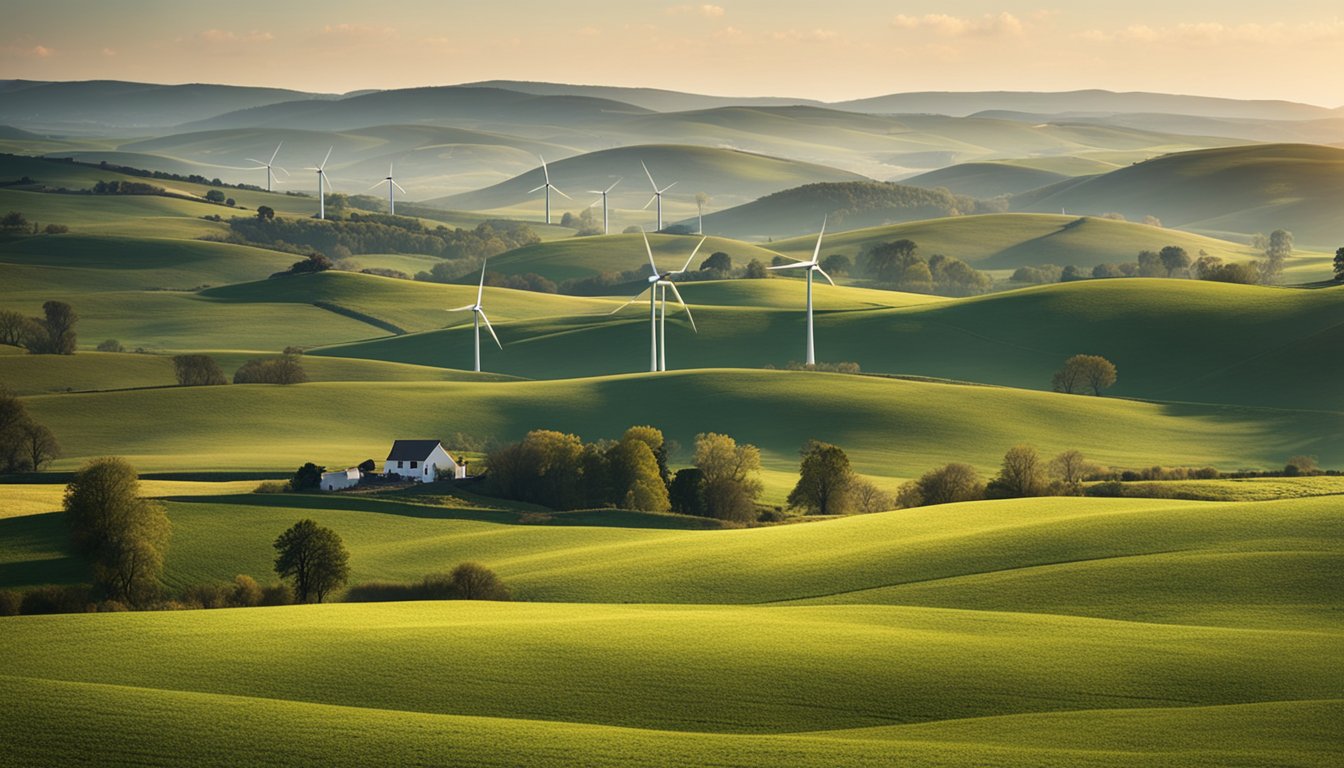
left=320, top=467, right=362, bottom=491
left=383, top=439, right=466, bottom=482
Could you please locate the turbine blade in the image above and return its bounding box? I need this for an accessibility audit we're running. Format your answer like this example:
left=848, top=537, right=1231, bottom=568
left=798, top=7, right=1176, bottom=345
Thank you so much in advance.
left=539, top=154, right=549, bottom=184
left=677, top=236, right=707, bottom=273
left=642, top=195, right=657, bottom=210
left=320, top=146, right=333, bottom=170
left=641, top=229, right=658, bottom=275
left=368, top=180, right=386, bottom=191
left=660, top=181, right=678, bottom=193
left=269, top=142, right=282, bottom=165
left=552, top=186, right=572, bottom=200
left=392, top=179, right=407, bottom=194
left=641, top=160, right=657, bottom=190
left=477, top=260, right=487, bottom=305
left=245, top=158, right=266, bottom=165
left=608, top=287, right=651, bottom=315
left=447, top=304, right=476, bottom=312
left=811, top=215, right=827, bottom=264
left=814, top=265, right=836, bottom=287
left=274, top=166, right=289, bottom=176
left=667, top=282, right=697, bottom=333
left=478, top=310, right=503, bottom=349
left=768, top=261, right=811, bottom=271
left=606, top=177, right=622, bottom=193
left=529, top=184, right=547, bottom=194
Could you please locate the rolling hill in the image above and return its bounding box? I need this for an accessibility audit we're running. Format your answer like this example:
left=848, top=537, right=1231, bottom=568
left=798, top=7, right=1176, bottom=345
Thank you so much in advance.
left=1012, top=143, right=1344, bottom=246
left=831, top=89, right=1339, bottom=121
left=429, top=145, right=869, bottom=212
left=902, top=163, right=1073, bottom=198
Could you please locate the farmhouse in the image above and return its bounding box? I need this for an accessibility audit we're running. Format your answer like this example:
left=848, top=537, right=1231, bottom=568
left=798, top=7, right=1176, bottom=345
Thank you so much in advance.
left=320, top=467, right=362, bottom=491
left=384, top=439, right=467, bottom=482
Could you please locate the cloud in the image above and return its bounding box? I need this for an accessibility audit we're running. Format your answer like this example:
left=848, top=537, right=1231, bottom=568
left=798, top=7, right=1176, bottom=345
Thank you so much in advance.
left=667, top=4, right=725, bottom=18
left=891, top=12, right=1024, bottom=37
left=0, top=44, right=55, bottom=58
left=1081, top=20, right=1344, bottom=45
left=101, top=48, right=116, bottom=57
left=197, top=29, right=274, bottom=44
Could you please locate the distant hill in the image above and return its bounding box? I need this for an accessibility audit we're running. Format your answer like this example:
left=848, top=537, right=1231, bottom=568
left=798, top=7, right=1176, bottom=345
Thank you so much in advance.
left=429, top=145, right=868, bottom=212
left=693, top=182, right=993, bottom=239
left=461, top=81, right=822, bottom=112
left=0, top=80, right=335, bottom=133
left=484, top=234, right=785, bottom=285
left=972, top=110, right=1344, bottom=145
left=902, top=163, right=1073, bottom=198
left=1012, top=143, right=1344, bottom=246
left=831, top=89, right=1338, bottom=121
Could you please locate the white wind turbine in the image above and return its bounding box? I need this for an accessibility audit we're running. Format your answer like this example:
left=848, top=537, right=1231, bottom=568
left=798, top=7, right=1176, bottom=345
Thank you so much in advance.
left=448, top=260, right=503, bottom=373
left=641, top=160, right=676, bottom=231
left=528, top=154, right=570, bottom=224
left=587, top=178, right=622, bottom=235
left=609, top=230, right=705, bottom=372
left=246, top=142, right=288, bottom=193
left=369, top=162, right=407, bottom=216
left=306, top=147, right=335, bottom=219
left=768, top=216, right=833, bottom=366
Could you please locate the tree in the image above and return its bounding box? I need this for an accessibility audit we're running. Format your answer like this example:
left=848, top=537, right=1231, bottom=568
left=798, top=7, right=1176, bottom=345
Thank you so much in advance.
left=63, top=458, right=171, bottom=605
left=291, top=462, right=324, bottom=492
left=172, top=354, right=227, bottom=386
left=20, top=422, right=59, bottom=471
left=233, top=354, right=307, bottom=384
left=862, top=239, right=918, bottom=283
left=1259, top=229, right=1292, bottom=284
left=607, top=437, right=670, bottom=512
left=847, top=478, right=892, bottom=513
left=273, top=519, right=349, bottom=603
left=289, top=254, right=333, bottom=274
left=987, top=445, right=1049, bottom=498
left=694, top=432, right=763, bottom=523
left=700, top=251, right=732, bottom=273
left=96, top=339, right=124, bottom=352
left=1091, top=264, right=1124, bottom=279
left=786, top=440, right=855, bottom=515
left=0, top=387, right=34, bottom=472
left=620, top=425, right=670, bottom=486
left=1192, top=255, right=1223, bottom=280
left=487, top=430, right=585, bottom=508
left=817, top=254, right=850, bottom=277
left=1334, top=247, right=1343, bottom=281
left=668, top=468, right=704, bottom=516
left=1284, top=455, right=1319, bottom=476
left=204, top=189, right=226, bottom=203
left=744, top=258, right=768, bottom=279
left=0, top=310, right=26, bottom=347
left=35, top=301, right=78, bottom=355
left=1053, top=354, right=1117, bottom=396
left=1136, top=250, right=1164, bottom=277
left=1, top=211, right=28, bottom=231
left=256, top=205, right=275, bottom=221
left=1159, top=246, right=1190, bottom=277
left=1048, top=450, right=1097, bottom=490
left=911, top=463, right=985, bottom=506
left=449, top=562, right=510, bottom=600
left=1060, top=264, right=1086, bottom=282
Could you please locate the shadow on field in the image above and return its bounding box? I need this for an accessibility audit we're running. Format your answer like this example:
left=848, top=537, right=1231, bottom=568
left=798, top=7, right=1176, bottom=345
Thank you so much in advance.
left=164, top=492, right=723, bottom=530
left=0, top=513, right=85, bottom=589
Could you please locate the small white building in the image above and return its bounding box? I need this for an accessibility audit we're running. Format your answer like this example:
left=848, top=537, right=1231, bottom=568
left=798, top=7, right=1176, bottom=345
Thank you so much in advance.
left=383, top=439, right=466, bottom=482
left=320, top=467, right=362, bottom=491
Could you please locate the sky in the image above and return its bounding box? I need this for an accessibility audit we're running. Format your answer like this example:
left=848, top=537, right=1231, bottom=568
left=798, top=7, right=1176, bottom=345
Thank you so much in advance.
left=3, top=0, right=1342, bottom=106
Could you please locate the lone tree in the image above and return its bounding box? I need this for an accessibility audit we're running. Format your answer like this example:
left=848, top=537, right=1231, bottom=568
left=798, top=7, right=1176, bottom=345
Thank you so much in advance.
left=63, top=458, right=171, bottom=605
left=694, top=432, right=763, bottom=523
left=1334, top=247, right=1344, bottom=281
left=172, top=354, right=227, bottom=386
left=1259, top=229, right=1293, bottom=284
left=700, top=251, right=732, bottom=273
left=908, top=463, right=985, bottom=506
left=1052, top=354, right=1117, bottom=396
left=787, top=440, right=855, bottom=515
left=1159, top=246, right=1190, bottom=277
left=20, top=422, right=59, bottom=471
left=987, top=444, right=1049, bottom=498
left=31, top=301, right=78, bottom=355
left=1048, top=450, right=1097, bottom=491
left=449, top=562, right=511, bottom=600
left=273, top=519, right=349, bottom=603
left=256, top=205, right=275, bottom=221
left=291, top=462, right=325, bottom=492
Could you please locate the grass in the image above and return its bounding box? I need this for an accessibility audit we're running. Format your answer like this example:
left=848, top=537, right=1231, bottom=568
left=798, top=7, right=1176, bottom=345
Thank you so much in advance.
left=485, top=233, right=785, bottom=283
left=19, top=370, right=1342, bottom=477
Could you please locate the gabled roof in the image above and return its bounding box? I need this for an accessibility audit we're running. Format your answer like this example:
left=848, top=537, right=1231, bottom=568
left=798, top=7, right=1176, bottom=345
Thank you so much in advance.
left=386, top=439, right=445, bottom=462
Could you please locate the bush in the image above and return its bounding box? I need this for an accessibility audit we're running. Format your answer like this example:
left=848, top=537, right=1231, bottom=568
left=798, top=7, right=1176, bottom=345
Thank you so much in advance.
left=42, top=223, right=69, bottom=235
left=95, top=339, right=124, bottom=352
left=254, top=480, right=290, bottom=494
left=233, top=354, right=307, bottom=385
left=449, top=562, right=511, bottom=600
left=173, top=354, right=227, bottom=386
left=230, top=574, right=263, bottom=607
left=19, top=585, right=89, bottom=615
left=259, top=582, right=294, bottom=606
left=181, top=582, right=232, bottom=609
left=0, top=589, right=20, bottom=616
left=910, top=463, right=985, bottom=506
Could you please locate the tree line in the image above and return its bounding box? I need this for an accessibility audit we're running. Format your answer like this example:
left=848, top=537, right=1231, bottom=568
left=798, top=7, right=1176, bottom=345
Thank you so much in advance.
left=1012, top=230, right=1297, bottom=287
left=855, top=239, right=993, bottom=296
left=229, top=213, right=540, bottom=263
left=0, top=300, right=78, bottom=354
left=0, top=387, right=59, bottom=473
left=1, top=211, right=69, bottom=235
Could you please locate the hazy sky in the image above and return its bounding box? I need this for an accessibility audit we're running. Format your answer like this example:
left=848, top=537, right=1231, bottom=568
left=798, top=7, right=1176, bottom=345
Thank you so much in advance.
left=4, top=1, right=1342, bottom=105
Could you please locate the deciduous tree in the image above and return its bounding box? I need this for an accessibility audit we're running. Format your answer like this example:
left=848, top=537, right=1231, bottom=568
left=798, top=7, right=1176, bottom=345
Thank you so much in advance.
left=173, top=354, right=227, bottom=386
left=912, top=463, right=985, bottom=506
left=786, top=440, right=855, bottom=515
left=273, top=519, right=349, bottom=603
left=987, top=445, right=1049, bottom=498
left=694, top=432, right=763, bottom=523
left=64, top=458, right=171, bottom=605
left=448, top=562, right=510, bottom=600
left=1053, top=354, right=1117, bottom=396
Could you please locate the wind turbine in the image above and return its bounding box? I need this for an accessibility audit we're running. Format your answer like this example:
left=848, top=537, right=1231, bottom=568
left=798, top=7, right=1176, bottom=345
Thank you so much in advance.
left=587, top=178, right=622, bottom=235
left=369, top=162, right=407, bottom=216
left=641, top=160, right=676, bottom=231
left=609, top=230, right=704, bottom=372
left=246, top=142, right=288, bottom=193
left=528, top=155, right=570, bottom=224
left=306, top=147, right=334, bottom=219
left=768, top=216, right=833, bottom=366
left=448, top=260, right=502, bottom=373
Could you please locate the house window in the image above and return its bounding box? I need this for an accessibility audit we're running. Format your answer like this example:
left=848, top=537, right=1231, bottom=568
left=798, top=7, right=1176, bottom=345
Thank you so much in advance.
left=410, top=461, right=418, bottom=469
left=397, top=461, right=404, bottom=469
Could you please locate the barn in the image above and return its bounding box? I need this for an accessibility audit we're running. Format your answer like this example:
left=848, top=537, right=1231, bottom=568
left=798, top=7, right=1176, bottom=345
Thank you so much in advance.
left=383, top=439, right=467, bottom=483
left=320, top=467, right=362, bottom=491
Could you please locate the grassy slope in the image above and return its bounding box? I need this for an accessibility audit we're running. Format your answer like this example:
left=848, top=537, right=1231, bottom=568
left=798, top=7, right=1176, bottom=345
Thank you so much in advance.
left=20, top=371, right=1342, bottom=476
left=902, top=162, right=1072, bottom=198
left=1012, top=143, right=1344, bottom=246
left=769, top=213, right=1265, bottom=269
left=484, top=233, right=785, bottom=283
left=316, top=279, right=1344, bottom=411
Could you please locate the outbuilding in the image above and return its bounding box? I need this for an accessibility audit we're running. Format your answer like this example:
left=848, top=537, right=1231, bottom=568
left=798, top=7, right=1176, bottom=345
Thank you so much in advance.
left=320, top=467, right=362, bottom=491
left=383, top=439, right=466, bottom=482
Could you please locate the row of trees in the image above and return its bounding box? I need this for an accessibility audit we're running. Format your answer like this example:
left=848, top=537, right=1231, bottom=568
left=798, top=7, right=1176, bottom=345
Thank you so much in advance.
left=897, top=445, right=1101, bottom=507
left=90, top=179, right=165, bottom=196
left=857, top=240, right=994, bottom=296
left=0, top=387, right=59, bottom=473
left=1051, top=354, right=1117, bottom=396
left=231, top=214, right=540, bottom=262
left=171, top=351, right=308, bottom=386
left=0, top=301, right=78, bottom=354
left=1, top=211, right=69, bottom=235
left=1015, top=231, right=1296, bottom=287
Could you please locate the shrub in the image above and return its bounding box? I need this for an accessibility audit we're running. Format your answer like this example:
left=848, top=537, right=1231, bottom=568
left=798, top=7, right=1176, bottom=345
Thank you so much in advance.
left=847, top=478, right=892, bottom=513
left=986, top=445, right=1050, bottom=498
left=19, top=585, right=89, bottom=615
left=0, top=589, right=19, bottom=616
left=173, top=354, right=227, bottom=386
left=233, top=354, right=307, bottom=384
left=230, top=575, right=263, bottom=607
left=911, top=463, right=985, bottom=506
left=449, top=562, right=511, bottom=600
left=254, top=480, right=291, bottom=494
left=95, top=339, right=124, bottom=353
left=181, top=582, right=232, bottom=609
left=259, top=583, right=294, bottom=606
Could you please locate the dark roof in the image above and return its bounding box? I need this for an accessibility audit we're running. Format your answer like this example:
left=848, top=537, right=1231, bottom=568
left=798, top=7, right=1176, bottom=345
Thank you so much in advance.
left=385, top=439, right=444, bottom=462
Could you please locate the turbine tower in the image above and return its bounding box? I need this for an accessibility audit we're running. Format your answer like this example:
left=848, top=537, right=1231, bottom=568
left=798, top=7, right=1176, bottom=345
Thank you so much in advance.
left=370, top=162, right=407, bottom=216
left=306, top=147, right=334, bottom=220
left=528, top=155, right=570, bottom=224
left=448, top=260, right=503, bottom=373
left=768, top=217, right=833, bottom=366
left=587, top=178, right=622, bottom=235
left=610, top=231, right=704, bottom=372
left=246, top=142, right=288, bottom=193
left=641, top=160, right=677, bottom=231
